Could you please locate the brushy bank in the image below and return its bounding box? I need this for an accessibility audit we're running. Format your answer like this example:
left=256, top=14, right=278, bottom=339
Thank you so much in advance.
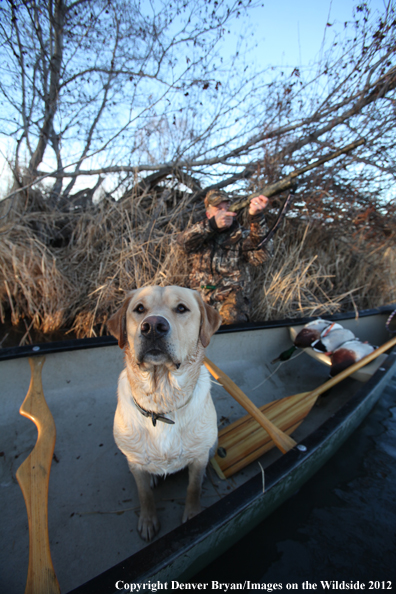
left=1, top=187, right=395, bottom=345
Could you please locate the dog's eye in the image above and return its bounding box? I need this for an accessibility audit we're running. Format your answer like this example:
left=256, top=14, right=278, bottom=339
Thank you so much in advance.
left=176, top=303, right=189, bottom=314
left=134, top=304, right=145, bottom=314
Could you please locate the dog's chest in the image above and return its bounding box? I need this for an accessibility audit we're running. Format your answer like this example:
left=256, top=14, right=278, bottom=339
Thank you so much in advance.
left=113, top=370, right=217, bottom=474
left=114, top=409, right=215, bottom=473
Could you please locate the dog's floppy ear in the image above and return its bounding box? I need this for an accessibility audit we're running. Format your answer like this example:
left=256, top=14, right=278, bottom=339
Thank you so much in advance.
left=195, top=292, right=222, bottom=348
left=107, top=293, right=134, bottom=349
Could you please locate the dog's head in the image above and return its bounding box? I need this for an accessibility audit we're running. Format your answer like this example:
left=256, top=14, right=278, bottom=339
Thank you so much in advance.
left=107, top=286, right=221, bottom=369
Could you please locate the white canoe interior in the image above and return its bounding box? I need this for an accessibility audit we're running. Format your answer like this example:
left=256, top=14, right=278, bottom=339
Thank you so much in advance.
left=0, top=312, right=393, bottom=592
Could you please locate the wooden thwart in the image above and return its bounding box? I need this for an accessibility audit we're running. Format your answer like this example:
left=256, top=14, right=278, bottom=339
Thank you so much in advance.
left=209, top=335, right=396, bottom=479
left=16, top=357, right=60, bottom=594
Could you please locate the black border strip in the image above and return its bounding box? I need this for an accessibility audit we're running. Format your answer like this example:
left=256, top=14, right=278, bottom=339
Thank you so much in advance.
left=1, top=303, right=395, bottom=361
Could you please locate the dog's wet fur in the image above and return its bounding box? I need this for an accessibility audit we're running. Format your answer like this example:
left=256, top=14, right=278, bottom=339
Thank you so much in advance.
left=107, top=286, right=221, bottom=541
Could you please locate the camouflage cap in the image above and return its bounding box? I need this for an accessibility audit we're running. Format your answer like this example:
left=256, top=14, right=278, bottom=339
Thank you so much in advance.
left=204, top=189, right=231, bottom=210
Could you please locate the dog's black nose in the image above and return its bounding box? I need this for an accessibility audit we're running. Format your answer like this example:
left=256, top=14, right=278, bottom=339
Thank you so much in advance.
left=141, top=316, right=170, bottom=338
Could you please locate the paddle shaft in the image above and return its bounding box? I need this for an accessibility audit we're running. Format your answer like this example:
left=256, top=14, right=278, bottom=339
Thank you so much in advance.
left=203, top=356, right=297, bottom=453
left=16, top=357, right=60, bottom=594
left=301, top=334, right=396, bottom=402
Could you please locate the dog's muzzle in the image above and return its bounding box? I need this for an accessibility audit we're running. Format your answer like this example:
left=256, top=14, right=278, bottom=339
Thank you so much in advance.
left=138, top=315, right=176, bottom=366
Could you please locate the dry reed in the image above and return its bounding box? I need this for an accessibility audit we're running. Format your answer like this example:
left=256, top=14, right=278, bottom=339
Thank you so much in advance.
left=252, top=222, right=396, bottom=320
left=1, top=187, right=395, bottom=341
left=0, top=224, right=75, bottom=333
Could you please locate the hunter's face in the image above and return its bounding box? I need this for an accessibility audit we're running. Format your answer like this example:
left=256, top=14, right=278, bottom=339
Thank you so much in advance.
left=206, top=201, right=231, bottom=219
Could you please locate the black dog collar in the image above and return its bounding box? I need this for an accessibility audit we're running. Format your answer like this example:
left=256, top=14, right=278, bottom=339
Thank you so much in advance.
left=132, top=396, right=175, bottom=427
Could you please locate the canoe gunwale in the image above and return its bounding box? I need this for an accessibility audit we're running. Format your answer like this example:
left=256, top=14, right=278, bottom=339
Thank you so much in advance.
left=67, top=350, right=396, bottom=593
left=1, top=303, right=395, bottom=362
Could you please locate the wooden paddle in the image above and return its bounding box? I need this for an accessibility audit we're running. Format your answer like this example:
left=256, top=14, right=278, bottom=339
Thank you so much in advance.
left=16, top=356, right=61, bottom=594
left=208, top=335, right=396, bottom=479
left=204, top=356, right=297, bottom=454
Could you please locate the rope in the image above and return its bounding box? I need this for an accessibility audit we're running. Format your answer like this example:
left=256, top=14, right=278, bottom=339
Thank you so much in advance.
left=251, top=348, right=305, bottom=391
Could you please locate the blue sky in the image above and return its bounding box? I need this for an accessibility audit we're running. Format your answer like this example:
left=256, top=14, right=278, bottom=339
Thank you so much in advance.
left=231, top=0, right=388, bottom=68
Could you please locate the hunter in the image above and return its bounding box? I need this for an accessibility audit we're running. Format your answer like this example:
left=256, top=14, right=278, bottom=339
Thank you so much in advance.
left=176, top=189, right=272, bottom=324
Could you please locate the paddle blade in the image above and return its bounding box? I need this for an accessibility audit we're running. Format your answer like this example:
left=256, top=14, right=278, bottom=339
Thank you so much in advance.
left=211, top=391, right=314, bottom=478
left=211, top=335, right=396, bottom=479
left=16, top=357, right=61, bottom=594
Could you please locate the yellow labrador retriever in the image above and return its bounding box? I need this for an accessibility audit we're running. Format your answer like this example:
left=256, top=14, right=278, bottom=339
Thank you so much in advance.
left=107, top=285, right=221, bottom=541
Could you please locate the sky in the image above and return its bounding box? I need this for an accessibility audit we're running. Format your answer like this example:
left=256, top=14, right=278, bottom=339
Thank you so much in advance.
left=0, top=0, right=390, bottom=197
left=240, top=0, right=388, bottom=68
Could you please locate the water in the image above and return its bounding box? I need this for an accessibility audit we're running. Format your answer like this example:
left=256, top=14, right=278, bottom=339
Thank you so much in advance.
left=194, top=375, right=396, bottom=590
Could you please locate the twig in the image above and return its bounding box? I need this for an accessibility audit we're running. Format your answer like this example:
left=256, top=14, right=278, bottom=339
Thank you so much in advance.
left=258, top=462, right=265, bottom=493
left=0, top=333, right=9, bottom=347
left=20, top=318, right=35, bottom=346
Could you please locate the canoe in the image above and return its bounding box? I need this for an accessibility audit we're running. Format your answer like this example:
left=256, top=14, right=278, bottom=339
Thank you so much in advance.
left=1, top=304, right=396, bottom=593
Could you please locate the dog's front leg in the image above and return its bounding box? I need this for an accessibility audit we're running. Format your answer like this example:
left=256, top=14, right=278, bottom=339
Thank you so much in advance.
left=183, top=458, right=208, bottom=523
left=129, top=465, right=160, bottom=541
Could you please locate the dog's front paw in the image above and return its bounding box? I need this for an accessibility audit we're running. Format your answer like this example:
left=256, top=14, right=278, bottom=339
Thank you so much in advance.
left=182, top=502, right=201, bottom=523
left=138, top=512, right=160, bottom=541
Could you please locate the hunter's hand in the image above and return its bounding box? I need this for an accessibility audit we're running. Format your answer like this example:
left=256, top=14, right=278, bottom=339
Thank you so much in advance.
left=249, top=195, right=269, bottom=215
left=214, top=209, right=237, bottom=229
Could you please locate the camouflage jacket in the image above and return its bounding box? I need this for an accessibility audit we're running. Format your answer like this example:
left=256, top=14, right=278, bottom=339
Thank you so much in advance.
left=176, top=213, right=272, bottom=301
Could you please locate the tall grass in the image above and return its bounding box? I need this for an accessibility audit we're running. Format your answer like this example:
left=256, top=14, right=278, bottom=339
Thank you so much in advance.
left=252, top=222, right=396, bottom=320
left=0, top=224, right=75, bottom=333
left=1, top=189, right=395, bottom=341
